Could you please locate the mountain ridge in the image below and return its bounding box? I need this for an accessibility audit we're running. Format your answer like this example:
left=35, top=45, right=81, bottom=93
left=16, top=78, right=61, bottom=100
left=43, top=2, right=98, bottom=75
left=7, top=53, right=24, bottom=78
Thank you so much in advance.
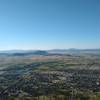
left=0, top=49, right=100, bottom=55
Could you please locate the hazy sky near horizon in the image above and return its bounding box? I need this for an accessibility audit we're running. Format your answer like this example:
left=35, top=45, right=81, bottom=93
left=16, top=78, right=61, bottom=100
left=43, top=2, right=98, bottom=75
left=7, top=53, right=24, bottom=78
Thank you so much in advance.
left=0, top=0, right=100, bottom=50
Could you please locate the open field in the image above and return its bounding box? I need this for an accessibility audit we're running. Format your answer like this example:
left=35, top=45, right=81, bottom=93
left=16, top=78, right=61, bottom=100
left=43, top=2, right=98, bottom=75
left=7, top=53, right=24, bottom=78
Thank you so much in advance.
left=0, top=54, right=100, bottom=100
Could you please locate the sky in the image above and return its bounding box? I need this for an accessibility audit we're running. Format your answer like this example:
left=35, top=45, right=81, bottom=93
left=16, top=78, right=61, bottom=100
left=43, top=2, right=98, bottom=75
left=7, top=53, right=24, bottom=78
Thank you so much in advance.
left=0, top=0, right=100, bottom=50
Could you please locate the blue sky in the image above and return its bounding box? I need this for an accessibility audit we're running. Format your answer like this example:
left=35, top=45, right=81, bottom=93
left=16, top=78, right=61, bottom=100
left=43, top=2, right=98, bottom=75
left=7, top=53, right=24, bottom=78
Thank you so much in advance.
left=0, top=0, right=100, bottom=50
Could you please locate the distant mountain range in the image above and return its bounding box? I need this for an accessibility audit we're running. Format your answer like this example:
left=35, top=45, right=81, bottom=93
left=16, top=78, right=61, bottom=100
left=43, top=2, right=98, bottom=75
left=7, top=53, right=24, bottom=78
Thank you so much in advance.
left=0, top=50, right=48, bottom=56
left=47, top=49, right=100, bottom=54
left=0, top=49, right=100, bottom=56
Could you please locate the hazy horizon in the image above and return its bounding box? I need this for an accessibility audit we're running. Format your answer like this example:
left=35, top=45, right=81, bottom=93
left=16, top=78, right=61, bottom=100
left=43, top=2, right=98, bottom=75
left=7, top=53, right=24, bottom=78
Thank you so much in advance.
left=0, top=0, right=100, bottom=50
left=0, top=47, right=100, bottom=51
